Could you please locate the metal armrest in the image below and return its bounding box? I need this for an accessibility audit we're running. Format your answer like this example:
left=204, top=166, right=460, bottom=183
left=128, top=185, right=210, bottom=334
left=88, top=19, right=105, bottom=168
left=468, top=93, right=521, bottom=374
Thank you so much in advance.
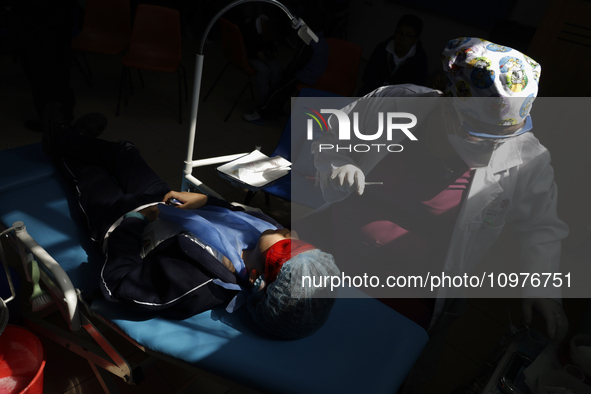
left=182, top=153, right=249, bottom=198
left=13, top=221, right=81, bottom=331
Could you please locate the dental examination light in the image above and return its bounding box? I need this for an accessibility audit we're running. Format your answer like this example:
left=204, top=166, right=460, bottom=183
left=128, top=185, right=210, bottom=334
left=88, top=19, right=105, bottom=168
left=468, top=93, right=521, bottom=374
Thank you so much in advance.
left=182, top=0, right=319, bottom=196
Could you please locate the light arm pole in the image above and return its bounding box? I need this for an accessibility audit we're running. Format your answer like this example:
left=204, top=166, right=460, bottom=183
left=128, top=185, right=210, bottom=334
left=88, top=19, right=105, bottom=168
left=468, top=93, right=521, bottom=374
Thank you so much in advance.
left=182, top=0, right=318, bottom=194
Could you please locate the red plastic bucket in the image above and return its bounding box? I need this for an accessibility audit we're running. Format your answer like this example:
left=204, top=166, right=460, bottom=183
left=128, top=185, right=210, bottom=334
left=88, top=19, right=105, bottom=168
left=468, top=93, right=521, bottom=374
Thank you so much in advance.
left=0, top=325, right=46, bottom=394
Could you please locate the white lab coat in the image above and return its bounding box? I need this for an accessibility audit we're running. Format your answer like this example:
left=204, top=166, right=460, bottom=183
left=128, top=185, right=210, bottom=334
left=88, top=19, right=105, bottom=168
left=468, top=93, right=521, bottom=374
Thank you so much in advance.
left=312, top=85, right=569, bottom=326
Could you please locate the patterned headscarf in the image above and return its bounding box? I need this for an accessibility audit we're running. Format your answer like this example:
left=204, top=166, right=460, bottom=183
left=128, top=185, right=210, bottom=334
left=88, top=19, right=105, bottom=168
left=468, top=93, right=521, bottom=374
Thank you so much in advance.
left=442, top=37, right=541, bottom=126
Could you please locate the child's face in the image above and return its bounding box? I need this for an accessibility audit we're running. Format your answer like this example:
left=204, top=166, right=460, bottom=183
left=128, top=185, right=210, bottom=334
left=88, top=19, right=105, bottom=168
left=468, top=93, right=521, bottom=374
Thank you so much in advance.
left=258, top=228, right=299, bottom=253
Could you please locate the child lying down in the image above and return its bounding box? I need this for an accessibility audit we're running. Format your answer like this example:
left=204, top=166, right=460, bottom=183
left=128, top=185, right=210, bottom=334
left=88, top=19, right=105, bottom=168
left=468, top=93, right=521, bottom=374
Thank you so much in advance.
left=42, top=103, right=339, bottom=340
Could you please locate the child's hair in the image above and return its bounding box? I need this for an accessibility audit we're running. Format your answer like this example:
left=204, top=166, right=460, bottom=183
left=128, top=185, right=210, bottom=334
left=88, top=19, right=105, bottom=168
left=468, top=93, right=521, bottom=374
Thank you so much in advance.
left=247, top=248, right=339, bottom=339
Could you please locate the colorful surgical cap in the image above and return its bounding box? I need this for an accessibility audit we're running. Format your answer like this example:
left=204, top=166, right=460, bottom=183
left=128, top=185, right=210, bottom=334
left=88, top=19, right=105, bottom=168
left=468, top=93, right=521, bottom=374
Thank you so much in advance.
left=442, top=37, right=541, bottom=126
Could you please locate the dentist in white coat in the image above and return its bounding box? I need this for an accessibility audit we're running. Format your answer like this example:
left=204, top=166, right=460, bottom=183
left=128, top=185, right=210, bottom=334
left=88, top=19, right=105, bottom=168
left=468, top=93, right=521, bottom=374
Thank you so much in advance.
left=308, top=37, right=569, bottom=390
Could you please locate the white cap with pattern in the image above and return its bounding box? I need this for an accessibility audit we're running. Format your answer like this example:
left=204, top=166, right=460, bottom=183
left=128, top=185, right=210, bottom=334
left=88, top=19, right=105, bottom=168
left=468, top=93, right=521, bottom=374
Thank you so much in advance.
left=442, top=37, right=541, bottom=125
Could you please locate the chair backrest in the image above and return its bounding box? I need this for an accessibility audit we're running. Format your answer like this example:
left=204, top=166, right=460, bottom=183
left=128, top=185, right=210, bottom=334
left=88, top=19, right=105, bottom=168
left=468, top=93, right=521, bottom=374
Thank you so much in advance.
left=81, top=0, right=130, bottom=39
left=309, top=38, right=362, bottom=97
left=219, top=18, right=256, bottom=76
left=273, top=88, right=354, bottom=163
left=265, top=88, right=354, bottom=208
left=129, top=5, right=181, bottom=62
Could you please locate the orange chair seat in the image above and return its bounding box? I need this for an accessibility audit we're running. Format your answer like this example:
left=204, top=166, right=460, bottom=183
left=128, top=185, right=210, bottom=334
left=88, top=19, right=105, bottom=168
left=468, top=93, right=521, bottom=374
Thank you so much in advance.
left=297, top=74, right=348, bottom=96
left=297, top=38, right=362, bottom=97
left=116, top=5, right=186, bottom=124
left=70, top=0, right=131, bottom=56
left=202, top=18, right=257, bottom=121
left=72, top=33, right=130, bottom=55
left=297, top=77, right=342, bottom=96
left=122, top=51, right=180, bottom=73
left=243, top=67, right=258, bottom=77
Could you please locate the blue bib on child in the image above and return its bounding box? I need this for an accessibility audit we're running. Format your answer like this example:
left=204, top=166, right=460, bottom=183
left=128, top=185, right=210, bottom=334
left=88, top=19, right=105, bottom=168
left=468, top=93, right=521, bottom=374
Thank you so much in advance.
left=158, top=204, right=277, bottom=279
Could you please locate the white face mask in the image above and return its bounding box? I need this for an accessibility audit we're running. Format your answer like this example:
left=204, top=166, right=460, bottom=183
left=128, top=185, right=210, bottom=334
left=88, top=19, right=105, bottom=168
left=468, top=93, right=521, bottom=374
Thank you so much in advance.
left=445, top=107, right=500, bottom=169
left=447, top=134, right=497, bottom=169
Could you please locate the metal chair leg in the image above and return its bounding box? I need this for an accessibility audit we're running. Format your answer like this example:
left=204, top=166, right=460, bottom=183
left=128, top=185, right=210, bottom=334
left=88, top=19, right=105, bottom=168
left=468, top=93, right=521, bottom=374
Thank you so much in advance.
left=203, top=63, right=230, bottom=102
left=180, top=65, right=189, bottom=101
left=224, top=80, right=249, bottom=122
left=177, top=68, right=182, bottom=124
left=116, top=67, right=126, bottom=117
left=73, top=55, right=92, bottom=87
left=249, top=76, right=255, bottom=101
left=126, top=67, right=133, bottom=97
left=137, top=69, right=145, bottom=89
left=81, top=52, right=93, bottom=81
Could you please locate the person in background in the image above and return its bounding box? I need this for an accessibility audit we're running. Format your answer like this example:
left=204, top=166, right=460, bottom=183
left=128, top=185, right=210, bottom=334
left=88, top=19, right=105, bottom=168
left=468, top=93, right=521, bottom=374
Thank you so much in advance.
left=243, top=11, right=329, bottom=125
left=242, top=13, right=283, bottom=104
left=357, top=14, right=428, bottom=96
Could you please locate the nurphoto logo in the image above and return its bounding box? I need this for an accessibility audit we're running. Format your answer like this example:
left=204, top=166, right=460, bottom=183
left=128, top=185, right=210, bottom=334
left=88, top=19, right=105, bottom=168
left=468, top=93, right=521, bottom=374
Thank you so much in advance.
left=304, top=108, right=418, bottom=152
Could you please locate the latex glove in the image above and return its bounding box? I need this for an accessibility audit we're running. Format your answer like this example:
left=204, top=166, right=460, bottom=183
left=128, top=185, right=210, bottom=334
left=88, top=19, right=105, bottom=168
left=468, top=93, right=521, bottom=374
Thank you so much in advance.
left=330, top=164, right=365, bottom=195
left=523, top=298, right=569, bottom=344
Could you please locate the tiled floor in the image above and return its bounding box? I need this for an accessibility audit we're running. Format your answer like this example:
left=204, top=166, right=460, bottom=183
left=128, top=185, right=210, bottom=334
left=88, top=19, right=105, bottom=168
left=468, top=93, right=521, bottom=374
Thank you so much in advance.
left=1, top=22, right=589, bottom=394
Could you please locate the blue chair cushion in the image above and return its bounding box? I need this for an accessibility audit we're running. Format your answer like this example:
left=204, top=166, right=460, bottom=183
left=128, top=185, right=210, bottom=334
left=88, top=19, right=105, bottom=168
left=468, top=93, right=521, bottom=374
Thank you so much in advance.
left=263, top=88, right=355, bottom=208
left=0, top=144, right=102, bottom=293
left=92, top=293, right=428, bottom=394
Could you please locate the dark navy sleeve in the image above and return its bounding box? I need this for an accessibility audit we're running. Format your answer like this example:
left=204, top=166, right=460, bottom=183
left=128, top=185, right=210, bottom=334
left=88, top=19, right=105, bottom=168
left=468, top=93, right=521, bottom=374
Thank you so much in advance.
left=101, top=217, right=147, bottom=302
left=101, top=216, right=238, bottom=314
left=362, top=39, right=389, bottom=88
left=100, top=199, right=280, bottom=312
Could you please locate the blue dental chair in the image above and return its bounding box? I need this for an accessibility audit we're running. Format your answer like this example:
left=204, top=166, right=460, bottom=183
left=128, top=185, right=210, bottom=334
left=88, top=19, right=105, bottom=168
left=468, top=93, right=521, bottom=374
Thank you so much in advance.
left=245, top=88, right=354, bottom=209
left=0, top=142, right=428, bottom=393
